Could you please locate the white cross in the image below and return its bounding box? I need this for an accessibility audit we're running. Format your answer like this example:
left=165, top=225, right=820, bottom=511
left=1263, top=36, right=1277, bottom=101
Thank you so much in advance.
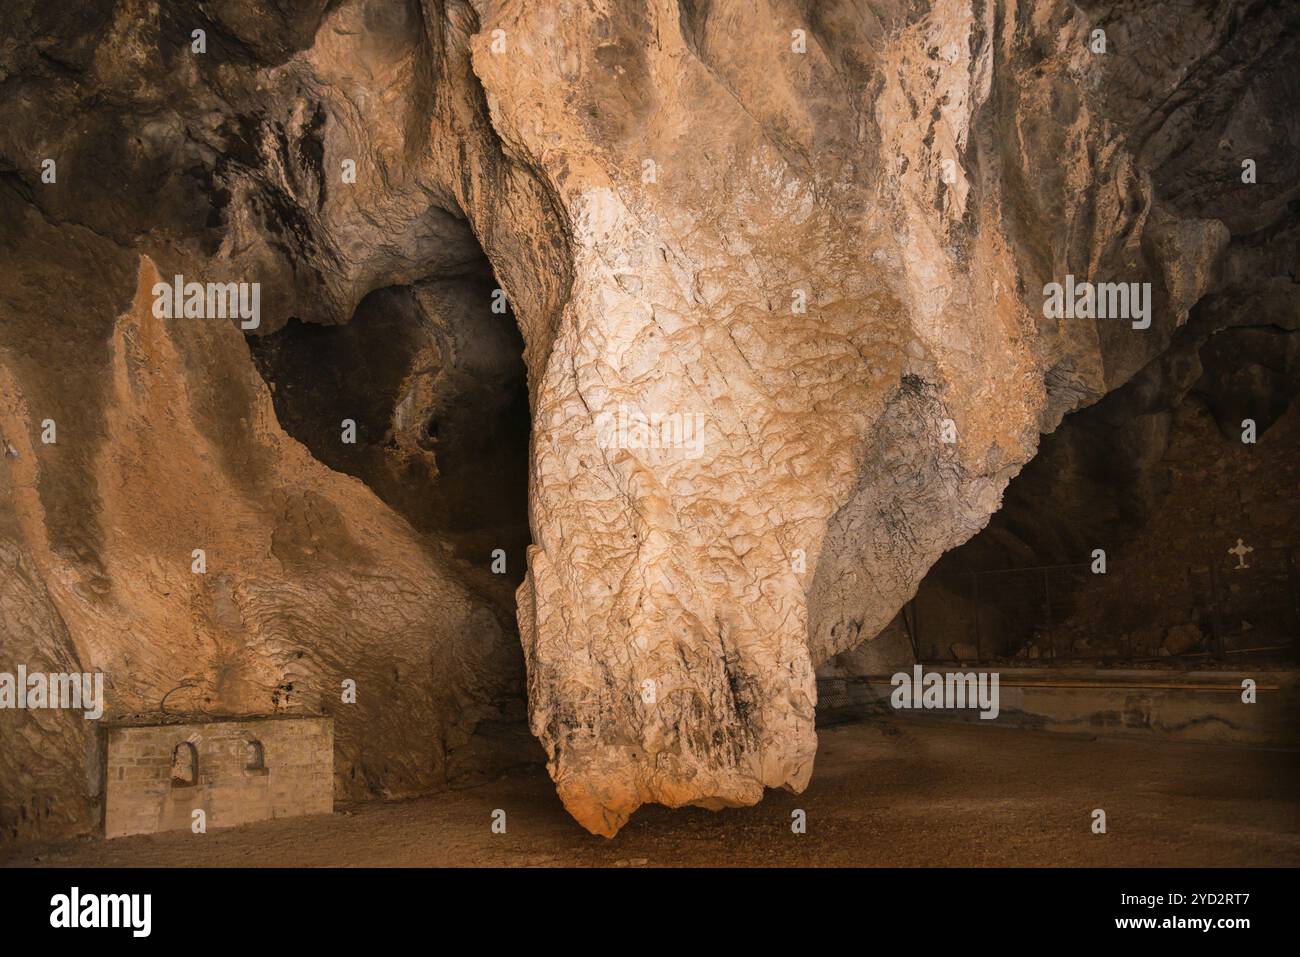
left=1228, top=538, right=1254, bottom=570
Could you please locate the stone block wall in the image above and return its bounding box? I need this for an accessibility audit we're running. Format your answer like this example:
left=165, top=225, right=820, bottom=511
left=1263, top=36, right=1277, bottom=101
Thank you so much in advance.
left=103, top=716, right=332, bottom=839
left=815, top=670, right=1300, bottom=748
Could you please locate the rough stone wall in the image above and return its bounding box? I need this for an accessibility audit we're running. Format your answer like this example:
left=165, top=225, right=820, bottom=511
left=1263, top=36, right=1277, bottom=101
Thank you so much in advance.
left=1, top=255, right=517, bottom=842
left=472, top=0, right=1290, bottom=834
left=1, top=0, right=1295, bottom=841
left=0, top=0, right=544, bottom=844
left=104, top=716, right=332, bottom=839
left=829, top=86, right=1300, bottom=668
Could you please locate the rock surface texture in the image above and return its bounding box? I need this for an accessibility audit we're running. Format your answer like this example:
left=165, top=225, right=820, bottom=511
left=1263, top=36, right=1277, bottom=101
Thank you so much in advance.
left=1, top=0, right=1296, bottom=840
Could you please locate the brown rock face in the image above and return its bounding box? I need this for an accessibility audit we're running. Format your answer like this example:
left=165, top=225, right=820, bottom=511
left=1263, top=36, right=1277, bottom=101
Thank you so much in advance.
left=0, top=0, right=547, bottom=842
left=1, top=0, right=1295, bottom=840
left=480, top=0, right=1290, bottom=834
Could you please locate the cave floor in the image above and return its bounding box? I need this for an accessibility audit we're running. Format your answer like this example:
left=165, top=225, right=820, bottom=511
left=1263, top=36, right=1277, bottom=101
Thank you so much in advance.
left=6, top=720, right=1297, bottom=867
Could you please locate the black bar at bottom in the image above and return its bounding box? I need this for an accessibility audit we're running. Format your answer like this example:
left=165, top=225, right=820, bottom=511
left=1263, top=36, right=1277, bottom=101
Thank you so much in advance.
left=0, top=866, right=1285, bottom=944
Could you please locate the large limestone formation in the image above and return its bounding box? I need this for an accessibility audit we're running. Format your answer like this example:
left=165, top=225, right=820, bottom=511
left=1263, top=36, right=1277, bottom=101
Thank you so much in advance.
left=1, top=0, right=1294, bottom=840
left=481, top=0, right=1288, bottom=834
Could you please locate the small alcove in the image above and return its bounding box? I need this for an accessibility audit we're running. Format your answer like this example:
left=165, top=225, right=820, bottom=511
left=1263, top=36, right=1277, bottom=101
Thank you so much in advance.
left=170, top=742, right=198, bottom=787
left=244, top=738, right=267, bottom=774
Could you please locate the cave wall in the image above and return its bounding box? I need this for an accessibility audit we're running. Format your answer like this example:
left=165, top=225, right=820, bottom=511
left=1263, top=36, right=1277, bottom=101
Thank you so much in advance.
left=0, top=0, right=555, bottom=843
left=478, top=0, right=1292, bottom=834
left=877, top=275, right=1300, bottom=665
left=1, top=0, right=1296, bottom=842
left=0, top=248, right=525, bottom=842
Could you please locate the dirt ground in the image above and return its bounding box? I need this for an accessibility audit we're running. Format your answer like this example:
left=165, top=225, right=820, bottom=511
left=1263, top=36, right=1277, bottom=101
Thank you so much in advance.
left=4, top=719, right=1297, bottom=867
